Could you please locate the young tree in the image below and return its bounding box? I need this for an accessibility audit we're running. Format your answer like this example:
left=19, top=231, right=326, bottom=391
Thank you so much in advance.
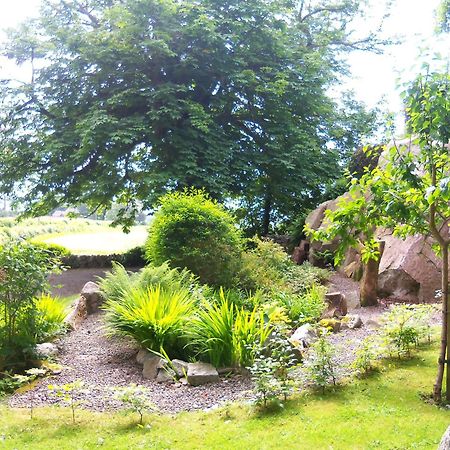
left=0, top=0, right=387, bottom=232
left=307, top=69, right=450, bottom=401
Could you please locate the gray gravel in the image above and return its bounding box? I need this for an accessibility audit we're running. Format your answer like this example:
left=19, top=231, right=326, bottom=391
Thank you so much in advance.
left=9, top=313, right=252, bottom=413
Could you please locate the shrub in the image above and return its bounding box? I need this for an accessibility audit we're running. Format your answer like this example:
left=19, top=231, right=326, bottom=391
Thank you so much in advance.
left=145, top=190, right=243, bottom=287
left=351, top=336, right=383, bottom=376
left=0, top=239, right=61, bottom=369
left=120, top=246, right=146, bottom=267
left=113, top=384, right=158, bottom=425
left=303, top=334, right=337, bottom=393
left=103, top=286, right=195, bottom=358
left=35, top=295, right=68, bottom=342
left=188, top=291, right=272, bottom=367
left=28, top=240, right=71, bottom=258
left=276, top=283, right=326, bottom=324
left=98, top=262, right=196, bottom=303
left=284, top=262, right=331, bottom=295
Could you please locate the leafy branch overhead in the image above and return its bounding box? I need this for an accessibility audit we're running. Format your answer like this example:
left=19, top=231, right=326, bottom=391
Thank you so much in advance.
left=0, top=0, right=387, bottom=232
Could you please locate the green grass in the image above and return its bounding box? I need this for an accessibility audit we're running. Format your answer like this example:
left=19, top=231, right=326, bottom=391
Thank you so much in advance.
left=39, top=226, right=147, bottom=255
left=0, top=345, right=449, bottom=449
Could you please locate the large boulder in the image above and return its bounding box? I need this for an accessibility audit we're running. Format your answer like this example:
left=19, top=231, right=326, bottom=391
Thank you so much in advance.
left=186, top=362, right=219, bottom=386
left=81, top=281, right=104, bottom=313
left=377, top=232, right=443, bottom=302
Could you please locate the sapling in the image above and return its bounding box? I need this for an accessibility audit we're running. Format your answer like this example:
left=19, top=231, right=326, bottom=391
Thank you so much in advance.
left=113, top=384, right=158, bottom=425
left=48, top=380, right=86, bottom=424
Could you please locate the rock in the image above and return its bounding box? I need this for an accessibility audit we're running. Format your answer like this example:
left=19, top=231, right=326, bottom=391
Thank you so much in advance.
left=136, top=349, right=154, bottom=365
left=179, top=377, right=188, bottom=385
left=341, top=315, right=363, bottom=330
left=366, top=319, right=381, bottom=329
left=291, top=240, right=309, bottom=265
left=323, top=292, right=348, bottom=318
left=64, top=296, right=87, bottom=330
left=156, top=368, right=175, bottom=383
left=142, top=356, right=166, bottom=380
left=186, top=362, right=220, bottom=386
left=81, top=281, right=105, bottom=314
left=35, top=343, right=59, bottom=359
left=319, top=318, right=341, bottom=333
left=289, top=324, right=318, bottom=349
left=170, top=359, right=189, bottom=378
left=439, top=425, right=450, bottom=450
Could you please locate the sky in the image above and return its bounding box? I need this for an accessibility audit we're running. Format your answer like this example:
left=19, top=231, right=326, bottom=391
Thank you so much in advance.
left=0, top=0, right=449, bottom=128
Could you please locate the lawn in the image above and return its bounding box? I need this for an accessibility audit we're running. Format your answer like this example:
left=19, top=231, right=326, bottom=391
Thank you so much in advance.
left=40, top=226, right=147, bottom=255
left=1, top=345, right=448, bottom=449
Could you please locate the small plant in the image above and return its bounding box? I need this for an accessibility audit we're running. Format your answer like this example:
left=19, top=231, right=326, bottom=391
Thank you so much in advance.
left=48, top=380, right=86, bottom=424
left=113, top=384, right=158, bottom=425
left=249, top=327, right=298, bottom=408
left=35, top=295, right=68, bottom=341
left=351, top=337, right=382, bottom=377
left=380, top=304, right=433, bottom=359
left=303, top=333, right=337, bottom=394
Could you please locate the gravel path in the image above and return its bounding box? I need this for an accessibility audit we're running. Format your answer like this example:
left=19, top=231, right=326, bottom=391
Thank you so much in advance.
left=9, top=313, right=252, bottom=413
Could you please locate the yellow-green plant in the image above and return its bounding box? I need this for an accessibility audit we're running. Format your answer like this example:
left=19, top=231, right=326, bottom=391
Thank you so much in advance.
left=103, top=286, right=195, bottom=358
left=35, top=295, right=68, bottom=341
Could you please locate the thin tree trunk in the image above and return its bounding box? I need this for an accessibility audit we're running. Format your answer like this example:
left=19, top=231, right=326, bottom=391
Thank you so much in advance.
left=360, top=241, right=385, bottom=307
left=435, top=243, right=449, bottom=402
left=261, top=191, right=272, bottom=237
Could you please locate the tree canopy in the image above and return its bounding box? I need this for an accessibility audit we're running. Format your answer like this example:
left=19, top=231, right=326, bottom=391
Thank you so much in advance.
left=0, top=0, right=386, bottom=231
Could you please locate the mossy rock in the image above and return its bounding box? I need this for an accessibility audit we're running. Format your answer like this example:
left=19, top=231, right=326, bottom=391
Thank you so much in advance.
left=319, top=318, right=341, bottom=333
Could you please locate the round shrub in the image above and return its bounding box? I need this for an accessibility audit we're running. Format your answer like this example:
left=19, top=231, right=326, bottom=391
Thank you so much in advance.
left=145, top=190, right=243, bottom=287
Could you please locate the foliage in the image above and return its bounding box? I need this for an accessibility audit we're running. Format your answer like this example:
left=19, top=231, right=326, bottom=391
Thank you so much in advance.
left=120, top=246, right=146, bottom=267
left=103, top=286, right=195, bottom=359
left=380, top=304, right=434, bottom=358
left=29, top=241, right=71, bottom=259
left=303, top=334, right=338, bottom=393
left=0, top=0, right=388, bottom=232
left=188, top=292, right=272, bottom=368
left=113, top=384, right=158, bottom=426
left=284, top=262, right=331, bottom=295
left=47, top=380, right=86, bottom=424
left=146, top=190, right=243, bottom=287
left=351, top=337, right=383, bottom=377
left=0, top=239, right=61, bottom=369
left=35, top=295, right=68, bottom=342
left=98, top=262, right=196, bottom=304
left=277, top=284, right=327, bottom=325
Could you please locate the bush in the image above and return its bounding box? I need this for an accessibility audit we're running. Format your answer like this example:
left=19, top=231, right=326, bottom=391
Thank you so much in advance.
left=188, top=291, right=272, bottom=367
left=35, top=295, right=68, bottom=342
left=145, top=190, right=243, bottom=287
left=98, top=262, right=197, bottom=304
left=0, top=239, right=61, bottom=369
left=284, top=262, right=331, bottom=295
left=28, top=240, right=71, bottom=258
left=120, top=246, right=146, bottom=267
left=103, top=286, right=195, bottom=358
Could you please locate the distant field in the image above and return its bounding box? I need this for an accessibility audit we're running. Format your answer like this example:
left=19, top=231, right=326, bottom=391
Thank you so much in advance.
left=41, top=226, right=147, bottom=254
left=0, top=216, right=148, bottom=255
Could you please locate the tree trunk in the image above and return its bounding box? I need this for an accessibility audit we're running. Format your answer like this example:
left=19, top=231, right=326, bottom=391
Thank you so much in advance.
left=435, top=243, right=449, bottom=402
left=359, top=241, right=385, bottom=307
left=261, top=191, right=272, bottom=237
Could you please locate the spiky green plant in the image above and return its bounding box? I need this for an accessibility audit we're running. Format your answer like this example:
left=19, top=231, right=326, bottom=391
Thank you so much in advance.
left=98, top=262, right=197, bottom=303
left=103, top=286, right=195, bottom=358
left=188, top=290, right=272, bottom=367
left=35, top=295, right=67, bottom=341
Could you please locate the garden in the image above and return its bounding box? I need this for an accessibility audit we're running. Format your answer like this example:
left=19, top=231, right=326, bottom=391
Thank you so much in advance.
left=0, top=190, right=448, bottom=449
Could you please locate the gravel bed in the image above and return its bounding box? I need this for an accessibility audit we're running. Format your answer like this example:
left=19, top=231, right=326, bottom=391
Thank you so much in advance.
left=9, top=313, right=252, bottom=413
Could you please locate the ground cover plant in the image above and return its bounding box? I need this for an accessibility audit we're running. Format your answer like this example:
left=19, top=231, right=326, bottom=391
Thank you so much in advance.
left=0, top=344, right=449, bottom=449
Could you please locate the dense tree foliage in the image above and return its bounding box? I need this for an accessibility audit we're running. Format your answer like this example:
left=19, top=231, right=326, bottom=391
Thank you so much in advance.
left=0, top=0, right=385, bottom=232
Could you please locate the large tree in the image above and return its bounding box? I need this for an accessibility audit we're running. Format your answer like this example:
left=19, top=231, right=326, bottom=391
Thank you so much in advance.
left=0, top=0, right=386, bottom=231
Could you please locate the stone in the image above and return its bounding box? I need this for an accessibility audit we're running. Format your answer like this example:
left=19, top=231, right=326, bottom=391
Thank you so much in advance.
left=439, top=425, right=450, bottom=450
left=347, top=314, right=363, bottom=329
left=289, top=323, right=317, bottom=349
left=35, top=343, right=59, bottom=359
left=171, top=359, right=189, bottom=378
left=291, top=240, right=310, bottom=265
left=156, top=368, right=175, bottom=383
left=366, top=319, right=381, bottom=329
left=81, top=281, right=105, bottom=314
left=136, top=349, right=154, bottom=365
left=319, top=318, right=341, bottom=333
left=323, top=292, right=347, bottom=318
left=186, top=362, right=219, bottom=386
left=64, top=296, right=88, bottom=330
left=142, top=356, right=166, bottom=380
